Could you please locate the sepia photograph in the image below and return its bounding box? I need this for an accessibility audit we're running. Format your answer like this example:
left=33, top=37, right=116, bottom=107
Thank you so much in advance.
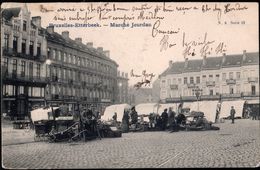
left=1, top=2, right=259, bottom=168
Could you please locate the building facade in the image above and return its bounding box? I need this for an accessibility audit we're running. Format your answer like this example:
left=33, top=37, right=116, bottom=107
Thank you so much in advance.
left=116, top=71, right=129, bottom=104
left=44, top=26, right=119, bottom=113
left=1, top=5, right=47, bottom=120
left=159, top=51, right=259, bottom=103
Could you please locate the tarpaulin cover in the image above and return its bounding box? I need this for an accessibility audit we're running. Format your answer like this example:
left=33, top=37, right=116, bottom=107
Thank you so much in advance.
left=31, top=107, right=59, bottom=122
left=189, top=101, right=219, bottom=122
left=219, top=100, right=245, bottom=118
left=102, top=104, right=131, bottom=122
left=157, top=103, right=180, bottom=115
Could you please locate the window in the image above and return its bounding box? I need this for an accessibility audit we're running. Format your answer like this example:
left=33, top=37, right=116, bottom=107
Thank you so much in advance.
left=63, top=53, right=67, bottom=62
left=37, top=43, right=41, bottom=56
left=22, top=39, right=26, bottom=54
left=23, top=20, right=27, bottom=31
left=184, top=77, right=187, bottom=84
left=4, top=34, right=9, bottom=49
left=53, top=50, right=56, bottom=60
left=13, top=36, right=18, bottom=52
left=161, top=80, right=166, bottom=88
left=12, top=59, right=17, bottom=73
left=36, top=64, right=41, bottom=78
left=230, top=86, right=234, bottom=94
left=190, top=77, right=194, bottom=84
left=172, top=78, right=176, bottom=84
left=236, top=72, right=241, bottom=79
left=202, top=75, right=206, bottom=82
left=196, top=76, right=200, bottom=84
left=3, top=58, right=9, bottom=73
left=222, top=73, right=226, bottom=81
left=29, top=62, right=33, bottom=78
left=229, top=72, right=233, bottom=79
left=21, top=60, right=26, bottom=77
left=73, top=55, right=76, bottom=64
left=58, top=51, right=61, bottom=60
left=29, top=41, right=34, bottom=56
left=209, top=75, right=213, bottom=81
left=47, top=48, right=51, bottom=59
left=236, top=84, right=240, bottom=94
left=167, top=79, right=171, bottom=85
left=216, top=74, right=220, bottom=82
left=209, top=89, right=213, bottom=95
left=178, top=78, right=182, bottom=84
left=68, top=54, right=71, bottom=63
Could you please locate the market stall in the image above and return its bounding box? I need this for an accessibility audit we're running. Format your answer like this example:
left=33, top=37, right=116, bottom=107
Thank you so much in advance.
left=219, top=100, right=246, bottom=119
left=102, top=104, right=131, bottom=122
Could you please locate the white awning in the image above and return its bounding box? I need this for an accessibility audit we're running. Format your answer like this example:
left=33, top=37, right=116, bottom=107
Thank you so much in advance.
left=219, top=100, right=245, bottom=118
left=157, top=103, right=180, bottom=115
left=246, top=99, right=259, bottom=104
left=189, top=101, right=219, bottom=122
left=102, top=104, right=131, bottom=122
left=31, top=107, right=59, bottom=122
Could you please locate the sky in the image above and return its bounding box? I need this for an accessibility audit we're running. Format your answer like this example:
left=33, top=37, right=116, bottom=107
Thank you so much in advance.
left=2, top=2, right=259, bottom=86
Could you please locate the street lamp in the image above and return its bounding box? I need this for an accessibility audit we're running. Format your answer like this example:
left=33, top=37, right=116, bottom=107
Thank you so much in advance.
left=192, top=87, right=203, bottom=111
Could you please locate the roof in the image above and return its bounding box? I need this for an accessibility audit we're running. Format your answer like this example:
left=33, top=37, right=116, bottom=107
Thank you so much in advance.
left=2, top=7, right=21, bottom=20
left=44, top=29, right=118, bottom=66
left=243, top=52, right=259, bottom=65
left=183, top=59, right=203, bottom=72
left=202, top=57, right=223, bottom=70
left=222, top=54, right=243, bottom=67
left=160, top=52, right=259, bottom=76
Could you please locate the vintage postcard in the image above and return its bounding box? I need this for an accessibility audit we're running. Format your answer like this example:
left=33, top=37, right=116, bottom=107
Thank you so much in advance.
left=1, top=2, right=259, bottom=169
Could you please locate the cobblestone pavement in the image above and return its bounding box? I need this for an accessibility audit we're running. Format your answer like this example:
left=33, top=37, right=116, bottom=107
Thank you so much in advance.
left=2, top=119, right=260, bottom=169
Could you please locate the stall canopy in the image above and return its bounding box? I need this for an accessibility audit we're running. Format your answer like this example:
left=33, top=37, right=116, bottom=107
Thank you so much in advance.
left=189, top=101, right=219, bottom=122
left=182, top=102, right=193, bottom=109
left=157, top=103, right=180, bottom=114
left=245, top=99, right=259, bottom=104
left=135, top=103, right=159, bottom=115
left=219, top=100, right=246, bottom=118
left=31, top=107, right=59, bottom=122
left=102, top=104, right=131, bottom=122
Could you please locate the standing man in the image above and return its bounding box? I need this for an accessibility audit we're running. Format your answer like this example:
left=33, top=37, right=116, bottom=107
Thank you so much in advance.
left=130, top=107, right=138, bottom=130
left=161, top=109, right=168, bottom=130
left=230, top=106, right=236, bottom=124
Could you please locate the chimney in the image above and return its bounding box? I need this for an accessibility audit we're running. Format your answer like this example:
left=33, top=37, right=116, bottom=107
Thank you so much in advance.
left=184, top=57, right=188, bottom=68
left=222, top=53, right=226, bottom=63
left=32, top=16, right=41, bottom=28
left=75, top=37, right=82, bottom=43
left=169, top=60, right=173, bottom=68
left=243, top=50, right=247, bottom=61
left=86, top=42, right=93, bottom=48
left=202, top=56, right=207, bottom=65
left=46, top=25, right=54, bottom=34
left=61, top=31, right=69, bottom=39
left=97, top=47, right=103, bottom=53
left=104, top=50, right=110, bottom=58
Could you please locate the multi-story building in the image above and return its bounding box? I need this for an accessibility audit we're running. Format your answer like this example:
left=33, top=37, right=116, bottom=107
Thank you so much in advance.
left=1, top=5, right=47, bottom=120
left=159, top=51, right=259, bottom=103
left=44, top=25, right=119, bottom=113
left=116, top=71, right=129, bottom=104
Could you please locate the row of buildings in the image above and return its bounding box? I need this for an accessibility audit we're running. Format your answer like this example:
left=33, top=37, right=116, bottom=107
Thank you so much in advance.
left=1, top=5, right=128, bottom=120
left=159, top=51, right=259, bottom=103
